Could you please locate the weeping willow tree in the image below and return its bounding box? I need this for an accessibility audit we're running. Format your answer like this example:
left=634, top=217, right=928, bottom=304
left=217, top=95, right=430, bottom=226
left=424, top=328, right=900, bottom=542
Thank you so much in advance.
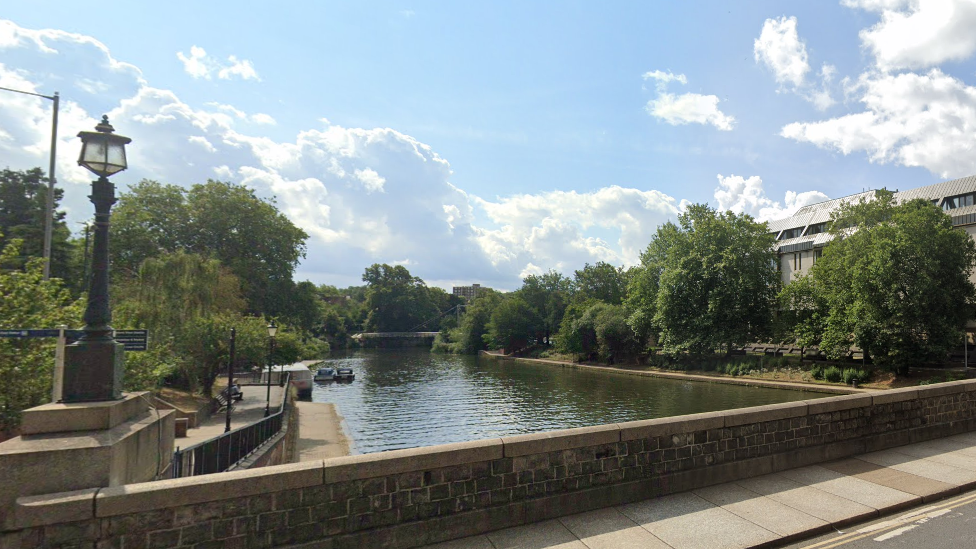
left=115, top=251, right=246, bottom=392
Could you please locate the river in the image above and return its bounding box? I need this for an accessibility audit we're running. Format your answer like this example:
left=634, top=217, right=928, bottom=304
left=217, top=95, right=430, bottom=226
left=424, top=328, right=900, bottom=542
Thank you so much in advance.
left=310, top=349, right=826, bottom=454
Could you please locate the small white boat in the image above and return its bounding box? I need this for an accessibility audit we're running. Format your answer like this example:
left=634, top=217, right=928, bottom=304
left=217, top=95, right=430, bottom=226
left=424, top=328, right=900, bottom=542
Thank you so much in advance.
left=314, top=367, right=336, bottom=382
left=335, top=367, right=355, bottom=381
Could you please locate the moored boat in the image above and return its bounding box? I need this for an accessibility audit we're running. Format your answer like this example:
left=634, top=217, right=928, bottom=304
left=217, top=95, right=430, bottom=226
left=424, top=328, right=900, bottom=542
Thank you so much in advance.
left=335, top=367, right=355, bottom=381
left=314, top=367, right=336, bottom=382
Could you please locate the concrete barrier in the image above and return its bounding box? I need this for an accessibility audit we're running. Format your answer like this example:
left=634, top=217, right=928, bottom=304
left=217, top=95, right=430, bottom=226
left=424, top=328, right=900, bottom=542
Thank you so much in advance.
left=4, top=380, right=976, bottom=549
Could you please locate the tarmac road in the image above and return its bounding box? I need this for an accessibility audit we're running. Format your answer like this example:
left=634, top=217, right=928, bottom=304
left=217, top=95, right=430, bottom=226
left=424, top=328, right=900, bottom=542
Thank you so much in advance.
left=783, top=488, right=976, bottom=549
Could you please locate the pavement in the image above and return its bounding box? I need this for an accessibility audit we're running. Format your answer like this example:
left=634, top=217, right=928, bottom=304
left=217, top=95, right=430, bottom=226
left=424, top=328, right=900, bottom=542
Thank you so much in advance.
left=424, top=431, right=976, bottom=549
left=176, top=384, right=286, bottom=449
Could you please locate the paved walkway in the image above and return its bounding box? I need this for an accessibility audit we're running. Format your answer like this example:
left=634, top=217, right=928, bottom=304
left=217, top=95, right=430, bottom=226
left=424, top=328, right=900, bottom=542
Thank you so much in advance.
left=425, top=431, right=976, bottom=549
left=177, top=384, right=286, bottom=449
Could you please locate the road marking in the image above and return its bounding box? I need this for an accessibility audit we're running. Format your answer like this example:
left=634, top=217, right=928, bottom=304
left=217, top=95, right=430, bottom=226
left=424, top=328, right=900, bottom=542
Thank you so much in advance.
left=799, top=491, right=976, bottom=548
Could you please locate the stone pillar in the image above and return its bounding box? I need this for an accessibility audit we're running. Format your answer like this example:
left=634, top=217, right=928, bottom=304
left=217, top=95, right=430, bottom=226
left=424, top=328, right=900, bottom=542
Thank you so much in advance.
left=0, top=392, right=174, bottom=529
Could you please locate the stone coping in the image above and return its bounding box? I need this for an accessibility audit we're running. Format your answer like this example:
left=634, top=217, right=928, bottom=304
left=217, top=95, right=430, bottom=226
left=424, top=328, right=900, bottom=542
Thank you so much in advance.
left=10, top=379, right=976, bottom=530
left=19, top=392, right=151, bottom=435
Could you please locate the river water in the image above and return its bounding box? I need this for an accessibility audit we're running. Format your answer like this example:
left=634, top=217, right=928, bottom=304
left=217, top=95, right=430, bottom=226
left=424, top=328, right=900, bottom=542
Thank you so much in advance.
left=310, top=350, right=825, bottom=455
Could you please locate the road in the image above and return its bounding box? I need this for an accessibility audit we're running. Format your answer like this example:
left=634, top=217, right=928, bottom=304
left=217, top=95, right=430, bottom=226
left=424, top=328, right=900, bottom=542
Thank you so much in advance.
left=784, top=487, right=976, bottom=549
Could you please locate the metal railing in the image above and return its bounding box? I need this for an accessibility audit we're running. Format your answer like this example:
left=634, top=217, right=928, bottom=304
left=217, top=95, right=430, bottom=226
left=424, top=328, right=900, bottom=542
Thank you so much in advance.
left=223, top=370, right=284, bottom=385
left=171, top=373, right=290, bottom=478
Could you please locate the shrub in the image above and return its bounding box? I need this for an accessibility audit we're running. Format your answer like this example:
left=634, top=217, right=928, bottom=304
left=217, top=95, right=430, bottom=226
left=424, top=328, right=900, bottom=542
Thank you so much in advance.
left=823, top=366, right=843, bottom=383
left=842, top=368, right=870, bottom=385
left=810, top=364, right=824, bottom=380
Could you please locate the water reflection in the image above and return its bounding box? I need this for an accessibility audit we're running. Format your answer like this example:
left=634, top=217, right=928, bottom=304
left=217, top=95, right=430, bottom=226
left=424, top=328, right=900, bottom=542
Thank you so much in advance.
left=310, top=349, right=824, bottom=454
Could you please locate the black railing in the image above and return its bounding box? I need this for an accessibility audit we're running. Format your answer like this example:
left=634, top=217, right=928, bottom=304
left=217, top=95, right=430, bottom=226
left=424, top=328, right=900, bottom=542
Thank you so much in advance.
left=223, top=370, right=284, bottom=385
left=171, top=373, right=290, bottom=478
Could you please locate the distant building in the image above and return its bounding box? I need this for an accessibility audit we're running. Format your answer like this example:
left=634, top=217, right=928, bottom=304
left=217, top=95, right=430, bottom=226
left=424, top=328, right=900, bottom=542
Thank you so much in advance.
left=453, top=283, right=487, bottom=301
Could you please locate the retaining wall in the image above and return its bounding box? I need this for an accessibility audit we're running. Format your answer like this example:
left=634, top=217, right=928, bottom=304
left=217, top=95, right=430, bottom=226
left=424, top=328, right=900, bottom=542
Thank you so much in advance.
left=5, top=381, right=976, bottom=549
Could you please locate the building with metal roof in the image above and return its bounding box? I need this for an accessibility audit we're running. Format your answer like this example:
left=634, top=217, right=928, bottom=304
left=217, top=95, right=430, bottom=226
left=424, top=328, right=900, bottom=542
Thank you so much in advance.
left=768, top=175, right=976, bottom=285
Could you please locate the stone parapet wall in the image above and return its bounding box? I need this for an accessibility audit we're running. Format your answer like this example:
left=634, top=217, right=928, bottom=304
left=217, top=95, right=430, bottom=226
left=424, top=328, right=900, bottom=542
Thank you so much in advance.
left=4, top=381, right=976, bottom=549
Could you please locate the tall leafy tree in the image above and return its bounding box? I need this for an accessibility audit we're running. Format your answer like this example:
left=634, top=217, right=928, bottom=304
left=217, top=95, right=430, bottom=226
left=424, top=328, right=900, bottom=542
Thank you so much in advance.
left=362, top=264, right=439, bottom=332
left=110, top=179, right=308, bottom=316
left=798, top=191, right=976, bottom=373
left=572, top=262, right=628, bottom=305
left=0, top=168, right=75, bottom=283
left=486, top=295, right=539, bottom=353
left=640, top=204, right=779, bottom=356
left=517, top=270, right=571, bottom=344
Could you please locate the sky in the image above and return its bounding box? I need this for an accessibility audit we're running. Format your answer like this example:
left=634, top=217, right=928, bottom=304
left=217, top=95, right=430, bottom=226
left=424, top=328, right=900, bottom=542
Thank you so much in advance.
left=2, top=1, right=976, bottom=290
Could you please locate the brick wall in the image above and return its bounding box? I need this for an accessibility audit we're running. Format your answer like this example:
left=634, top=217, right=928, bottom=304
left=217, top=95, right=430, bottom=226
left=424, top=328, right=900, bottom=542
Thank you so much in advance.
left=4, top=381, right=976, bottom=549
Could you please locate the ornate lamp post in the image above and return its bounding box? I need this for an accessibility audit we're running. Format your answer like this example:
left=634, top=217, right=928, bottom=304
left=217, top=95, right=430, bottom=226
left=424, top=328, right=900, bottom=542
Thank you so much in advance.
left=61, top=116, right=131, bottom=402
left=264, top=320, right=278, bottom=417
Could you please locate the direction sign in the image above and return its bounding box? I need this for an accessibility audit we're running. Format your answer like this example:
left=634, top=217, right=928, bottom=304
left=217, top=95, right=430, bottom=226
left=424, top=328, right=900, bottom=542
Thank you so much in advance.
left=114, top=330, right=148, bottom=352
left=0, top=328, right=148, bottom=351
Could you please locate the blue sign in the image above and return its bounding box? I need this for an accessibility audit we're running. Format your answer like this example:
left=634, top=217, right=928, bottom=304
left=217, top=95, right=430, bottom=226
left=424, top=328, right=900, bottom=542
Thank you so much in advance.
left=0, top=328, right=148, bottom=351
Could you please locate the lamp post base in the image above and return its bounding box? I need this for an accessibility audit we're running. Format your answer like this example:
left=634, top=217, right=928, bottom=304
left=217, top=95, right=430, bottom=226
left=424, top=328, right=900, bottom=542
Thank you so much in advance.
left=62, top=339, right=125, bottom=402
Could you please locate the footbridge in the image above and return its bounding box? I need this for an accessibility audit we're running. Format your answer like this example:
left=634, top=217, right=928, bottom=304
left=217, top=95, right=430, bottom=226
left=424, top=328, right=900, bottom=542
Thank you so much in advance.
left=351, top=331, right=439, bottom=348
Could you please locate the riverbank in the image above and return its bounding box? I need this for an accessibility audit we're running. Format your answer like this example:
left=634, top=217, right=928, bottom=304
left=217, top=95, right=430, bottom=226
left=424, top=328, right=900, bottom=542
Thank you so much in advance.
left=482, top=350, right=868, bottom=394
left=296, top=401, right=351, bottom=460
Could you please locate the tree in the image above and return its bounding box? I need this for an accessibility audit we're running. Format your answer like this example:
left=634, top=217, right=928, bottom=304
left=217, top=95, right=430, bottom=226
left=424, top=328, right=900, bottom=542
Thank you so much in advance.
left=486, top=295, right=539, bottom=353
left=362, top=264, right=439, bottom=332
left=517, top=270, right=571, bottom=344
left=626, top=222, right=681, bottom=350
left=110, top=179, right=308, bottom=316
left=799, top=191, right=976, bottom=373
left=449, top=289, right=502, bottom=354
left=639, top=204, right=779, bottom=356
left=572, top=262, right=628, bottom=305
left=0, top=238, right=82, bottom=433
left=0, top=168, right=75, bottom=284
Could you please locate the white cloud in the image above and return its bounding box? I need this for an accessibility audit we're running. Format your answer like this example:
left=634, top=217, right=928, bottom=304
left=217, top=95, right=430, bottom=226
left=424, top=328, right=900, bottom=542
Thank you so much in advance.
left=250, top=113, right=276, bottom=125
left=781, top=69, right=976, bottom=179
left=754, top=16, right=835, bottom=110
left=176, top=45, right=260, bottom=81
left=642, top=70, right=735, bottom=131
left=714, top=174, right=829, bottom=221
left=754, top=16, right=810, bottom=89
left=1, top=18, right=697, bottom=290
left=845, top=0, right=976, bottom=71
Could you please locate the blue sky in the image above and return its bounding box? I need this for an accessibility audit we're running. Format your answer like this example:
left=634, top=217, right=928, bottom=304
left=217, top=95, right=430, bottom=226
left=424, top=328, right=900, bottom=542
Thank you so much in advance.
left=2, top=1, right=975, bottom=289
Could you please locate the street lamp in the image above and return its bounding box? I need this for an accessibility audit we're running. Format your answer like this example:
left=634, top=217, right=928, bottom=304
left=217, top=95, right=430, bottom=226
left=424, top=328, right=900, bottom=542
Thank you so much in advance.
left=264, top=320, right=278, bottom=417
left=61, top=115, right=131, bottom=402
left=0, top=86, right=59, bottom=279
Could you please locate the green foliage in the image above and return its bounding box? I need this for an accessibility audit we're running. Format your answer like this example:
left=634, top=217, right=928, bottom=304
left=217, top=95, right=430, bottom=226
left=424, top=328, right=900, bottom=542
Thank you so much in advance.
left=0, top=239, right=83, bottom=433
left=788, top=191, right=976, bottom=374
left=556, top=299, right=603, bottom=358
left=572, top=262, right=629, bottom=306
left=449, top=290, right=502, bottom=354
left=0, top=168, right=77, bottom=287
left=633, top=204, right=779, bottom=356
left=517, top=270, right=571, bottom=344
left=842, top=368, right=869, bottom=385
left=110, top=179, right=308, bottom=317
left=487, top=295, right=540, bottom=353
left=809, top=364, right=824, bottom=380
left=362, top=263, right=446, bottom=332
left=592, top=304, right=639, bottom=362
left=823, top=366, right=843, bottom=383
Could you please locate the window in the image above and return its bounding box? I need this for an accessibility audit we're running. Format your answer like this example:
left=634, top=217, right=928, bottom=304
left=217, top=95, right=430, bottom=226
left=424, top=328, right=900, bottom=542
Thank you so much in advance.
left=779, top=227, right=803, bottom=240
left=805, top=223, right=827, bottom=236
left=943, top=193, right=976, bottom=210
left=793, top=252, right=801, bottom=271
left=814, top=249, right=823, bottom=263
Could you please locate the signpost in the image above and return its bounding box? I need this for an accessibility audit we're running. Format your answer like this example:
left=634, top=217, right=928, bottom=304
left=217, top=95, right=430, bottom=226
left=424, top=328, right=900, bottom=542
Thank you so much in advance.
left=1, top=328, right=149, bottom=403
left=0, top=328, right=148, bottom=351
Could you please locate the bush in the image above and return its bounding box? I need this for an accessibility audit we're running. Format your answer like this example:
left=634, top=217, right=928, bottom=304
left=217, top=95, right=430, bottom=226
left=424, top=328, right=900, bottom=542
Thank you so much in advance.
left=842, top=368, right=870, bottom=385
left=810, top=364, right=824, bottom=380
left=823, top=366, right=843, bottom=383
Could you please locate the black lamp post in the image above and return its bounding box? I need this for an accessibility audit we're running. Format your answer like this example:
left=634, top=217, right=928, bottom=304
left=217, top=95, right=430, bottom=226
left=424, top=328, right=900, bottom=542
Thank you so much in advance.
left=264, top=320, right=278, bottom=417
left=62, top=116, right=131, bottom=402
